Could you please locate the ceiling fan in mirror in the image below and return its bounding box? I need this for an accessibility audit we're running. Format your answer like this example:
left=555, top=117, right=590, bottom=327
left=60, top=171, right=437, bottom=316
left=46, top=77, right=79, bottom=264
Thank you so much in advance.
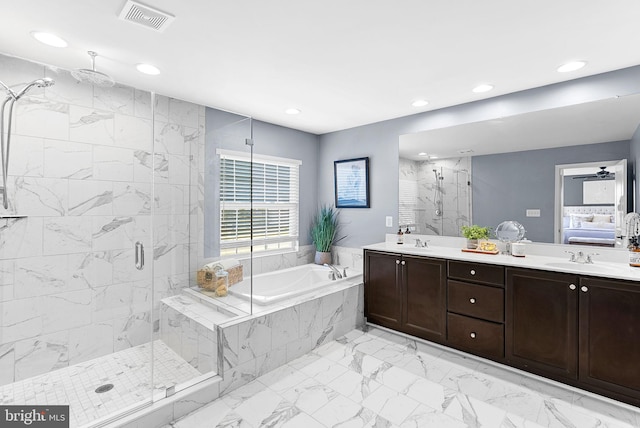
left=572, top=166, right=613, bottom=180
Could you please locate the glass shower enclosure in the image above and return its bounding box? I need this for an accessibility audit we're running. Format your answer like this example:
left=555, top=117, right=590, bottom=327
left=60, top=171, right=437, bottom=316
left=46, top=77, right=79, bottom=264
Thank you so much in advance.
left=0, top=53, right=215, bottom=427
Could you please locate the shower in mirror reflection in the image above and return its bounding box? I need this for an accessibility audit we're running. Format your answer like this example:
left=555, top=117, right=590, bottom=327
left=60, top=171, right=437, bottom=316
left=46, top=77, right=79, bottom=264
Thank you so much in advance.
left=0, top=77, right=55, bottom=209
left=399, top=156, right=471, bottom=236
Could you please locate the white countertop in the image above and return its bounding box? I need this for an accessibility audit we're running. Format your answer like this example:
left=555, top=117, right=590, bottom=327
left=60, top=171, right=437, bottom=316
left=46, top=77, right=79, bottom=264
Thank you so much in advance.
left=363, top=239, right=640, bottom=282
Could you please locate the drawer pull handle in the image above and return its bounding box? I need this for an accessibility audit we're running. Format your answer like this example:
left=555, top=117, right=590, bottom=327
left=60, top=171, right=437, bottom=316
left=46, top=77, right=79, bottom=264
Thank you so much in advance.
left=569, top=284, right=576, bottom=290
left=396, top=260, right=400, bottom=265
left=581, top=286, right=588, bottom=293
left=401, top=260, right=406, bottom=266
left=470, top=270, right=476, bottom=275
left=469, top=298, right=476, bottom=304
left=470, top=332, right=477, bottom=339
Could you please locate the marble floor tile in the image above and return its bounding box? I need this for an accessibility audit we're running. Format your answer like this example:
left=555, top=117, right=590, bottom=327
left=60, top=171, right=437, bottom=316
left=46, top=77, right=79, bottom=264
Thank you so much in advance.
left=171, top=326, right=640, bottom=428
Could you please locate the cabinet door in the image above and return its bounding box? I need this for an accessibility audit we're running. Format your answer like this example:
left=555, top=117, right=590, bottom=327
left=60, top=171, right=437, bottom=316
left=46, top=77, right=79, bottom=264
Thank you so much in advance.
left=579, top=277, right=640, bottom=398
left=506, top=268, right=579, bottom=380
left=364, top=251, right=402, bottom=330
left=402, top=255, right=447, bottom=343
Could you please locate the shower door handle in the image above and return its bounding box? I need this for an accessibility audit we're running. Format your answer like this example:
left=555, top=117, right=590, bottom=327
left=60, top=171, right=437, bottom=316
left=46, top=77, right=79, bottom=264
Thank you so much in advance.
left=135, top=241, right=145, bottom=270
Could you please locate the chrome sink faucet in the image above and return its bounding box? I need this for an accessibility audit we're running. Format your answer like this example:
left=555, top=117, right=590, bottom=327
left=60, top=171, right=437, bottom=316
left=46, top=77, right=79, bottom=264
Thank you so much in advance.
left=414, top=239, right=429, bottom=248
left=566, top=250, right=598, bottom=264
left=323, top=263, right=343, bottom=280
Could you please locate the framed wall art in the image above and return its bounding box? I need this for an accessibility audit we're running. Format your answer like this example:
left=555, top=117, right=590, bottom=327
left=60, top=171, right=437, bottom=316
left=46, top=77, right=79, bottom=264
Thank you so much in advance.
left=334, top=157, right=370, bottom=208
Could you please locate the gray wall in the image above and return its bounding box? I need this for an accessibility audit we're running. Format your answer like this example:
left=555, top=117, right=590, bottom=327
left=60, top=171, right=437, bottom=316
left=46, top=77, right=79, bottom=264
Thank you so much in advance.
left=472, top=141, right=629, bottom=243
left=205, top=108, right=320, bottom=257
left=318, top=66, right=640, bottom=247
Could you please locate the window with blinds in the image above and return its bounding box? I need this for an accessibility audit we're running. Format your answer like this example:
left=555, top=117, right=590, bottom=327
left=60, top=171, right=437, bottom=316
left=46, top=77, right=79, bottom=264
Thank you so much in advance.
left=218, top=150, right=301, bottom=256
left=398, top=178, right=418, bottom=227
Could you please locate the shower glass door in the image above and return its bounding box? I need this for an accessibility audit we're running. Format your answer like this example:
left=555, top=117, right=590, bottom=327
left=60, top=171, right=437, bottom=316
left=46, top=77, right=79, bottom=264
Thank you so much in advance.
left=0, top=53, right=155, bottom=428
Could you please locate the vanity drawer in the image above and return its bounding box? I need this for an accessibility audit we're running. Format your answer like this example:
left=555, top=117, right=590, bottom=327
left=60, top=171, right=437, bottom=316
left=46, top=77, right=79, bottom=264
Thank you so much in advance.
left=447, top=313, right=504, bottom=360
left=448, top=260, right=504, bottom=286
left=448, top=280, right=504, bottom=322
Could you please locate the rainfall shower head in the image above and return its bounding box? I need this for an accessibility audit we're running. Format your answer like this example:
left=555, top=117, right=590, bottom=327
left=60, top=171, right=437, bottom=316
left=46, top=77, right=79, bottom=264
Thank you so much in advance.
left=71, top=51, right=115, bottom=87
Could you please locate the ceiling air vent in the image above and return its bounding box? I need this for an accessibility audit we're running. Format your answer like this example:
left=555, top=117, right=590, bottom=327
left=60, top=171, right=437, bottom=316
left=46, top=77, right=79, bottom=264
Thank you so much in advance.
left=118, top=0, right=175, bottom=32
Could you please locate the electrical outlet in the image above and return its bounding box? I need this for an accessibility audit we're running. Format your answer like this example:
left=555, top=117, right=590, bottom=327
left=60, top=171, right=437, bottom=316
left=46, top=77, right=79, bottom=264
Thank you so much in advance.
left=526, top=209, right=541, bottom=217
left=385, top=216, right=393, bottom=227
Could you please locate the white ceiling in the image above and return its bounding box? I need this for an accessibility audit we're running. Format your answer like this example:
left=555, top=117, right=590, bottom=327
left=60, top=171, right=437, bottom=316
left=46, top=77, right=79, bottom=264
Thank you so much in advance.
left=399, top=94, right=640, bottom=160
left=1, top=1, right=640, bottom=135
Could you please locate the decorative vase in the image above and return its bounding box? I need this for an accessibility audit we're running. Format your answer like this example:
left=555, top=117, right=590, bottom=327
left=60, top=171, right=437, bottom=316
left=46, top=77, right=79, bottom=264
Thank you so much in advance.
left=466, top=239, right=478, bottom=249
left=315, top=251, right=332, bottom=265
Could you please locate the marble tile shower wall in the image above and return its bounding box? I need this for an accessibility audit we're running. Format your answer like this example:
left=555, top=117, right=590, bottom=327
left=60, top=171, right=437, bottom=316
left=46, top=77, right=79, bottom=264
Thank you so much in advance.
left=0, top=54, right=203, bottom=384
left=399, top=157, right=471, bottom=236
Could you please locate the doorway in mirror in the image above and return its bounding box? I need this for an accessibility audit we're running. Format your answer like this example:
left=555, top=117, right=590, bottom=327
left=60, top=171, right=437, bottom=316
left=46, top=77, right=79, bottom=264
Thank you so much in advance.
left=555, top=159, right=627, bottom=247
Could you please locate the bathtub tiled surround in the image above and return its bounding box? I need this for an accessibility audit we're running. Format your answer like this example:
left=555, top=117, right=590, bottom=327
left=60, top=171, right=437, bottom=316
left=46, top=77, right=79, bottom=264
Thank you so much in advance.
left=172, top=326, right=640, bottom=428
left=0, top=53, right=203, bottom=385
left=399, top=156, right=471, bottom=236
left=216, top=281, right=364, bottom=396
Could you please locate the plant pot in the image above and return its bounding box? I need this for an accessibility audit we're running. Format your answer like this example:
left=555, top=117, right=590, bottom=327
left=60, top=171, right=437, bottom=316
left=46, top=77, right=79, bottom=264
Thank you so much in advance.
left=466, top=239, right=478, bottom=249
left=314, top=251, right=332, bottom=265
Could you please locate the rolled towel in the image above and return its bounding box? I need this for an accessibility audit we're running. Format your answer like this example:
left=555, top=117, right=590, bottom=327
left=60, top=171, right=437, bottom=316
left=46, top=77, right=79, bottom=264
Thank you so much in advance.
left=202, top=258, right=240, bottom=272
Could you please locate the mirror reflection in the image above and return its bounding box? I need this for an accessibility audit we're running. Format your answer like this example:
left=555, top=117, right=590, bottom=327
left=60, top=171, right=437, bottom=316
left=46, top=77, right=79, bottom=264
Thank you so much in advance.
left=399, top=95, right=640, bottom=245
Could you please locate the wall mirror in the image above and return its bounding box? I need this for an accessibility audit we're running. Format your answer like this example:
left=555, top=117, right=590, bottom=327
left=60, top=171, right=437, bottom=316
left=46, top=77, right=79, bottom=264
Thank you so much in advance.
left=398, top=94, right=640, bottom=246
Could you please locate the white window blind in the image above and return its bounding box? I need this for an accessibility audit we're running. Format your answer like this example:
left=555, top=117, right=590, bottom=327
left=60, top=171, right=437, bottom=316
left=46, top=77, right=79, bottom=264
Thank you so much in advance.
left=399, top=178, right=417, bottom=226
left=218, top=150, right=301, bottom=256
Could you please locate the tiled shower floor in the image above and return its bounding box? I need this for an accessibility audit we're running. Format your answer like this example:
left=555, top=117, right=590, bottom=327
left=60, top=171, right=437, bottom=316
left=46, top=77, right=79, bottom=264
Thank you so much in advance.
left=0, top=340, right=203, bottom=428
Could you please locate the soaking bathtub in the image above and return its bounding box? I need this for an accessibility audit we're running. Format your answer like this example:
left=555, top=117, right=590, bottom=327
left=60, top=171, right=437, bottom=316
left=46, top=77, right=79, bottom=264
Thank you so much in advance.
left=228, top=263, right=350, bottom=305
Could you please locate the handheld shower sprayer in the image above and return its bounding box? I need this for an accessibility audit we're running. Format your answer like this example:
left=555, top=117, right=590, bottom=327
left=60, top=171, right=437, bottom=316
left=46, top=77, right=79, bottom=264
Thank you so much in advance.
left=0, top=77, right=55, bottom=209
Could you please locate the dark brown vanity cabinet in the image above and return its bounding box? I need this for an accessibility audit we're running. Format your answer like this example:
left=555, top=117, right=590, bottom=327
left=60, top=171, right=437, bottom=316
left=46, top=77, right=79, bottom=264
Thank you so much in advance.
left=506, top=268, right=579, bottom=380
left=364, top=250, right=446, bottom=343
left=506, top=269, right=640, bottom=405
left=579, top=277, right=640, bottom=400
left=365, top=249, right=640, bottom=406
left=447, top=261, right=505, bottom=360
left=364, top=250, right=402, bottom=330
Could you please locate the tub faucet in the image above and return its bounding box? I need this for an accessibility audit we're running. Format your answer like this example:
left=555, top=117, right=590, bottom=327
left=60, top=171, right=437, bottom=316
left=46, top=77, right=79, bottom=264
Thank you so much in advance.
left=323, top=263, right=343, bottom=279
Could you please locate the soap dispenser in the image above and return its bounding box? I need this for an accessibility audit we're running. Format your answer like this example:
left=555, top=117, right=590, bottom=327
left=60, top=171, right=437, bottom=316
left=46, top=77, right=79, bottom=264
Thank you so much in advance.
left=397, top=227, right=404, bottom=244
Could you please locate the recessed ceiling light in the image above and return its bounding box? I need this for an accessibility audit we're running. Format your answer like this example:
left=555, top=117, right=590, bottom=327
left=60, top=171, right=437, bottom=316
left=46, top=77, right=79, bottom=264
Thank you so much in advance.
left=418, top=152, right=428, bottom=156
left=136, top=63, right=161, bottom=75
left=430, top=156, right=439, bottom=159
left=557, top=61, right=587, bottom=73
left=411, top=99, right=429, bottom=107
left=31, top=31, right=67, bottom=48
left=285, top=108, right=301, bottom=115
left=472, top=84, right=494, bottom=93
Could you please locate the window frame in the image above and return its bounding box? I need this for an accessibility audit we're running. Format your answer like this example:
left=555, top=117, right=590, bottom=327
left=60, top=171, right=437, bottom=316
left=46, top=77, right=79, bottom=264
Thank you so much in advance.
left=217, top=149, right=301, bottom=256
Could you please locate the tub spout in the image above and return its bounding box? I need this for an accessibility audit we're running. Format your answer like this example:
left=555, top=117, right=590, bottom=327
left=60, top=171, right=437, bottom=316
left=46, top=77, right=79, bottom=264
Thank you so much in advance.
left=323, top=263, right=343, bottom=279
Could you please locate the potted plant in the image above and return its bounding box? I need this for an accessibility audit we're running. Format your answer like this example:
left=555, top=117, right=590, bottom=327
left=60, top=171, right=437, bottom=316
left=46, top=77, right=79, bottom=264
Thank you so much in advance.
left=461, top=225, right=490, bottom=249
left=311, top=205, right=343, bottom=264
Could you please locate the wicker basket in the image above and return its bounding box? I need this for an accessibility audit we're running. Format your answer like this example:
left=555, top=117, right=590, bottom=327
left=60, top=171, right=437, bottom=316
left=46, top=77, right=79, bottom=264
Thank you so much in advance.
left=197, top=264, right=243, bottom=291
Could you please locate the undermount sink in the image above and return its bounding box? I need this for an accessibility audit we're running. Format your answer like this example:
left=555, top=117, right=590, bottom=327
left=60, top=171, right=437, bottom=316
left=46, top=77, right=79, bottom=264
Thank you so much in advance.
left=544, top=262, right=620, bottom=273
